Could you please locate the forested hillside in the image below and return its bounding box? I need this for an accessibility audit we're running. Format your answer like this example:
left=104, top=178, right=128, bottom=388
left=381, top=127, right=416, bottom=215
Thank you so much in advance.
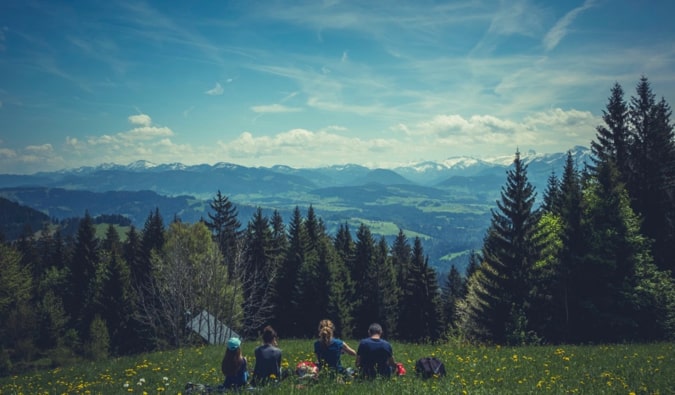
left=0, top=77, right=673, bottom=377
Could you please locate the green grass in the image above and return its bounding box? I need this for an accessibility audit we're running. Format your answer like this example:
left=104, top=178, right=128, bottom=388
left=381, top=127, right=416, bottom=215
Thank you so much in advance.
left=1, top=341, right=672, bottom=394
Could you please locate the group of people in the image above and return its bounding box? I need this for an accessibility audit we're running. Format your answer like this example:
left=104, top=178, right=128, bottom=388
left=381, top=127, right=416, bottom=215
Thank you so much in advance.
left=220, top=321, right=397, bottom=390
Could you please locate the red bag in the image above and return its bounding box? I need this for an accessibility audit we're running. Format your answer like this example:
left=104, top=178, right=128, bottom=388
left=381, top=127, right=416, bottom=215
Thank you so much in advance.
left=396, top=362, right=406, bottom=376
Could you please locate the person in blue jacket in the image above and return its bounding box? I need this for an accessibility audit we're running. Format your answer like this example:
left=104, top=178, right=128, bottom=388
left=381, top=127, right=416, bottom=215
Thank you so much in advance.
left=314, top=319, right=356, bottom=373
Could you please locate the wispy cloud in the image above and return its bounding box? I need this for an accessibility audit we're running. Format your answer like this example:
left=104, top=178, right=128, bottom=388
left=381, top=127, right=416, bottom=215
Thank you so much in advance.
left=205, top=82, right=224, bottom=96
left=251, top=104, right=302, bottom=113
left=543, top=0, right=596, bottom=51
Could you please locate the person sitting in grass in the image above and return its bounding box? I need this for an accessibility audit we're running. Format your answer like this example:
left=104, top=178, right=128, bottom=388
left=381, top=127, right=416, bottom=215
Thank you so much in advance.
left=221, top=337, right=248, bottom=390
left=356, top=323, right=396, bottom=379
left=252, top=325, right=282, bottom=386
left=314, top=319, right=356, bottom=374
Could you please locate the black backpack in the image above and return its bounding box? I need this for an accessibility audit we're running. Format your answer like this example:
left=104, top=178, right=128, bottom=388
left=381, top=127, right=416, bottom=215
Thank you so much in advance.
left=415, top=357, right=446, bottom=378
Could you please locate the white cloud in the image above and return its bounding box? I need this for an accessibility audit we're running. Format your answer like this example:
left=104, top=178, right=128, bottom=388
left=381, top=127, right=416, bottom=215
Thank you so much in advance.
left=0, top=147, right=16, bottom=159
left=25, top=143, right=54, bottom=152
left=121, top=126, right=173, bottom=140
left=543, top=0, right=596, bottom=51
left=205, top=82, right=224, bottom=96
left=251, top=104, right=303, bottom=113
left=128, top=114, right=152, bottom=127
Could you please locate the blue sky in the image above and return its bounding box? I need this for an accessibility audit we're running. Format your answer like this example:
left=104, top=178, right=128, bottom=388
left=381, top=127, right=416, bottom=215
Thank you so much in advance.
left=1, top=0, right=674, bottom=174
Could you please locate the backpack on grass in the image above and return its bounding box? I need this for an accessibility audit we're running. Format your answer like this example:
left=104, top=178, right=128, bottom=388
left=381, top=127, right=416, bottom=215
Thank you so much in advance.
left=415, top=357, right=446, bottom=378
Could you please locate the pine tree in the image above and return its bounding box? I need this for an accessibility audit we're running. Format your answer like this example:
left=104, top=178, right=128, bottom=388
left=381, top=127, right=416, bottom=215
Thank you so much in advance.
left=322, top=235, right=355, bottom=338
left=371, top=237, right=399, bottom=336
left=627, top=77, right=675, bottom=273
left=241, top=208, right=276, bottom=336
left=398, top=237, right=442, bottom=341
left=542, top=171, right=561, bottom=214
left=352, top=224, right=376, bottom=336
left=391, top=229, right=412, bottom=298
left=272, top=207, right=308, bottom=337
left=67, top=211, right=101, bottom=340
left=139, top=209, right=165, bottom=289
left=579, top=160, right=671, bottom=341
left=334, top=222, right=355, bottom=274
left=457, top=151, right=541, bottom=344
left=591, top=82, right=630, bottom=180
left=205, top=191, right=241, bottom=279
left=557, top=151, right=585, bottom=341
left=270, top=210, right=288, bottom=275
left=441, top=265, right=465, bottom=331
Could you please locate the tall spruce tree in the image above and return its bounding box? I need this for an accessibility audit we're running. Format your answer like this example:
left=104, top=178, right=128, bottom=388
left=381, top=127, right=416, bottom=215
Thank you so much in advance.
left=206, top=191, right=241, bottom=279
left=441, top=264, right=465, bottom=332
left=457, top=151, right=541, bottom=344
left=627, top=77, right=675, bottom=273
left=577, top=161, right=673, bottom=342
left=352, top=224, right=376, bottom=336
left=398, top=237, right=442, bottom=341
left=557, top=151, right=585, bottom=342
left=100, top=225, right=134, bottom=355
left=272, top=207, right=307, bottom=337
left=240, top=208, right=276, bottom=336
left=591, top=82, right=630, bottom=180
left=67, top=211, right=101, bottom=340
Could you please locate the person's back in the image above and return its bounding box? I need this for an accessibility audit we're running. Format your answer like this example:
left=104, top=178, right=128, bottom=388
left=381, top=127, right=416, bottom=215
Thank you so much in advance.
left=221, top=337, right=249, bottom=390
left=314, top=338, right=344, bottom=370
left=252, top=326, right=282, bottom=385
left=313, top=319, right=356, bottom=373
left=356, top=323, right=395, bottom=379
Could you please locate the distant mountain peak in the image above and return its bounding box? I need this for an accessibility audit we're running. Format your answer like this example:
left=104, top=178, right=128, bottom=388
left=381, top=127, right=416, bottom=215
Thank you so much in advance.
left=127, top=160, right=157, bottom=170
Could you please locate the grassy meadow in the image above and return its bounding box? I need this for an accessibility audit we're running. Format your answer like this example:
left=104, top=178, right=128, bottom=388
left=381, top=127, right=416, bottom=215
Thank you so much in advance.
left=1, top=340, right=673, bottom=394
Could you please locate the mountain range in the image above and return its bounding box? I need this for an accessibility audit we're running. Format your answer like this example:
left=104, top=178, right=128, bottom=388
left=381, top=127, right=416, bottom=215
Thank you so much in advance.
left=0, top=146, right=592, bottom=273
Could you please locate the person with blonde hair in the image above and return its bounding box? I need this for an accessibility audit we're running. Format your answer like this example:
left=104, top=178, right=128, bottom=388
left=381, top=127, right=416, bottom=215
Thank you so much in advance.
left=221, top=337, right=248, bottom=389
left=314, top=319, right=356, bottom=373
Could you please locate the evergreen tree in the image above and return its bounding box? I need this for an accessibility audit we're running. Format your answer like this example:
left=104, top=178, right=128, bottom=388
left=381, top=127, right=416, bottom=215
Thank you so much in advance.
left=391, top=229, right=412, bottom=300
left=627, top=77, right=675, bottom=273
left=441, top=264, right=465, bottom=331
left=67, top=211, right=101, bottom=340
left=542, top=171, right=561, bottom=214
left=580, top=159, right=675, bottom=341
left=399, top=237, right=442, bottom=341
left=591, top=82, right=630, bottom=180
left=322, top=235, right=355, bottom=338
left=241, top=208, right=276, bottom=336
left=270, top=210, right=288, bottom=275
left=557, top=151, right=585, bottom=341
left=293, top=207, right=324, bottom=335
left=371, top=237, right=399, bottom=336
left=100, top=225, right=135, bottom=355
left=352, top=224, right=376, bottom=336
left=139, top=209, right=165, bottom=289
left=205, top=191, right=241, bottom=279
left=272, top=207, right=307, bottom=337
left=458, top=151, right=541, bottom=344
left=0, top=244, right=35, bottom=371
left=334, top=222, right=355, bottom=274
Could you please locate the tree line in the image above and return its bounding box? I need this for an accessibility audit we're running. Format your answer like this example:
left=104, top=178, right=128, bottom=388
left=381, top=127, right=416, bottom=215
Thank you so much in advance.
left=1, top=76, right=674, bottom=376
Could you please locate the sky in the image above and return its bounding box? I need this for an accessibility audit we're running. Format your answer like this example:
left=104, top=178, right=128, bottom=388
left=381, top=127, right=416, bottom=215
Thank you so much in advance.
left=1, top=0, right=674, bottom=174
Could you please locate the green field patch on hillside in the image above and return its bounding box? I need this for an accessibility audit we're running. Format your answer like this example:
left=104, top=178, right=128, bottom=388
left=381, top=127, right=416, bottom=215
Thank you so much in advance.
left=348, top=218, right=432, bottom=239
left=94, top=223, right=130, bottom=242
